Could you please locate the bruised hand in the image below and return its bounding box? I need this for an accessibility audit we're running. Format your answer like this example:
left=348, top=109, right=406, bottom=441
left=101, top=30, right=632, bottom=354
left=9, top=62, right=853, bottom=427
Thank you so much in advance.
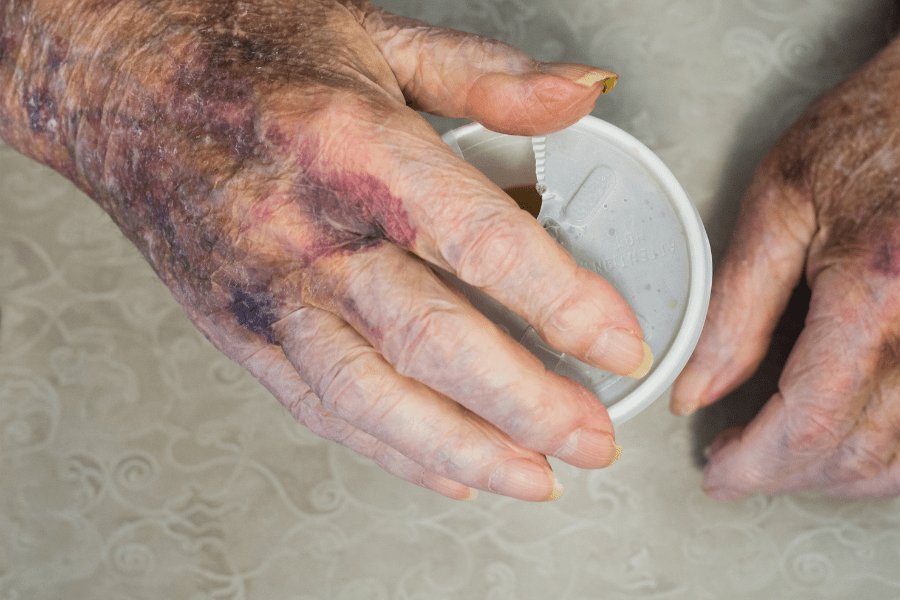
left=672, top=36, right=900, bottom=499
left=2, top=0, right=649, bottom=501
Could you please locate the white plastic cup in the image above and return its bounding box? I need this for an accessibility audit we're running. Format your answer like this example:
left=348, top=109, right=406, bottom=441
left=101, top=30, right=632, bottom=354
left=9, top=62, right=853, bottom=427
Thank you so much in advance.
left=441, top=116, right=712, bottom=425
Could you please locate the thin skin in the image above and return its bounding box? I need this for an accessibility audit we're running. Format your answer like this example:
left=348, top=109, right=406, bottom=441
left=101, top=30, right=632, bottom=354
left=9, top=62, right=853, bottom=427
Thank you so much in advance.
left=2, top=0, right=645, bottom=501
left=672, top=35, right=900, bottom=499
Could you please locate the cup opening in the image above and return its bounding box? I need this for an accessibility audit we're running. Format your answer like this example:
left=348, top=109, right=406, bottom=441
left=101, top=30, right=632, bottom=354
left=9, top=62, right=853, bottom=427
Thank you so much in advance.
left=451, top=128, right=542, bottom=217
left=504, top=185, right=542, bottom=218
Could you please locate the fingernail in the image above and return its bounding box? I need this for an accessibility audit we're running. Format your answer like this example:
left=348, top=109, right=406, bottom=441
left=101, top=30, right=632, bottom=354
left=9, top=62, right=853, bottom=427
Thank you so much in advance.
left=537, top=62, right=618, bottom=92
left=556, top=428, right=620, bottom=468
left=422, top=471, right=480, bottom=501
left=671, top=367, right=712, bottom=416
left=673, top=402, right=699, bottom=417
left=548, top=483, right=564, bottom=502
left=611, top=444, right=624, bottom=465
left=489, top=458, right=563, bottom=502
left=588, top=329, right=653, bottom=378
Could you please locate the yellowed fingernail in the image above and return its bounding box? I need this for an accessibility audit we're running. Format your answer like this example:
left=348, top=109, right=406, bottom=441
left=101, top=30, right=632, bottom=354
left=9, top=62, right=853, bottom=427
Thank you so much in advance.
left=546, top=478, right=564, bottom=502
left=627, top=341, right=654, bottom=379
left=673, top=401, right=699, bottom=417
left=610, top=444, right=624, bottom=466
left=589, top=329, right=649, bottom=377
left=465, top=488, right=479, bottom=502
left=538, top=62, right=618, bottom=92
left=671, top=367, right=713, bottom=416
left=577, top=71, right=617, bottom=93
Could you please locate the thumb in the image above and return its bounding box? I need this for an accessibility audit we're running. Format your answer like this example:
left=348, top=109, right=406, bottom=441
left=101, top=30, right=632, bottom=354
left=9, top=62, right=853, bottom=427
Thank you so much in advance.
left=671, top=149, right=817, bottom=416
left=363, top=8, right=616, bottom=136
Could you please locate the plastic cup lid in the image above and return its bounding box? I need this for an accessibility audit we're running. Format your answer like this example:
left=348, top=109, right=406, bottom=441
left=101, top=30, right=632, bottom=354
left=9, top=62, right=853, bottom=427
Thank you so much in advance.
left=441, top=116, right=712, bottom=425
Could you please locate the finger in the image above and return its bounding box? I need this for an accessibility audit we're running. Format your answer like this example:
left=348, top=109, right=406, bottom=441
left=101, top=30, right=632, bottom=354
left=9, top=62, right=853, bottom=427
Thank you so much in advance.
left=671, top=149, right=817, bottom=416
left=812, top=342, right=900, bottom=497
left=828, top=456, right=900, bottom=498
left=271, top=298, right=568, bottom=502
left=823, top=408, right=900, bottom=498
left=236, top=342, right=478, bottom=501
left=287, top=105, right=651, bottom=379
left=311, top=242, right=621, bottom=471
left=701, top=268, right=894, bottom=498
left=363, top=8, right=616, bottom=135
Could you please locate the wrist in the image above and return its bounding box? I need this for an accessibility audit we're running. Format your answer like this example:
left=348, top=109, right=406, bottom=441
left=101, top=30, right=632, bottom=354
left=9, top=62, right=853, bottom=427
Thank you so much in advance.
left=0, top=1, right=166, bottom=182
left=2, top=1, right=98, bottom=175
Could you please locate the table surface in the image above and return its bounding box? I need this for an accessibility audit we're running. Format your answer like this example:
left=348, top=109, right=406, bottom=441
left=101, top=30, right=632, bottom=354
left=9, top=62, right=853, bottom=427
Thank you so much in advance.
left=4, top=1, right=900, bottom=598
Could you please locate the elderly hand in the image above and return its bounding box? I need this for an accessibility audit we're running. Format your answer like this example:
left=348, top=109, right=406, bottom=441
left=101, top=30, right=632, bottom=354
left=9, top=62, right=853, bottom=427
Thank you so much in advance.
left=1, top=0, right=650, bottom=501
left=672, top=36, right=900, bottom=499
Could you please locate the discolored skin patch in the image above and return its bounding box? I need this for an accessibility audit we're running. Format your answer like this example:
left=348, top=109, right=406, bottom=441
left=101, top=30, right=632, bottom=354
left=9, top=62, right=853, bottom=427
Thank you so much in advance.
left=25, top=88, right=58, bottom=136
left=0, top=0, right=416, bottom=343
left=292, top=140, right=417, bottom=262
left=872, top=242, right=900, bottom=277
left=229, top=288, right=278, bottom=343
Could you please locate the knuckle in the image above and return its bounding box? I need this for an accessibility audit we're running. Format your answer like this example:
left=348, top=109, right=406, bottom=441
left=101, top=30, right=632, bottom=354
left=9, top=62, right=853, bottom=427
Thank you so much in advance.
left=455, top=213, right=528, bottom=290
left=317, top=349, right=382, bottom=423
left=285, top=386, right=321, bottom=424
left=730, top=464, right=773, bottom=493
left=288, top=388, right=356, bottom=443
left=369, top=441, right=401, bottom=472
left=785, top=404, right=848, bottom=455
left=389, top=306, right=470, bottom=379
left=427, top=432, right=474, bottom=481
left=832, top=438, right=892, bottom=482
left=425, top=416, right=508, bottom=483
left=535, top=285, right=584, bottom=341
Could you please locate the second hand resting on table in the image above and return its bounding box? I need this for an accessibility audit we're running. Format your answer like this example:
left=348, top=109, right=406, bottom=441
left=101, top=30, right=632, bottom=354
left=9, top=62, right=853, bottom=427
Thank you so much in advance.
left=673, top=34, right=900, bottom=499
left=0, top=0, right=651, bottom=501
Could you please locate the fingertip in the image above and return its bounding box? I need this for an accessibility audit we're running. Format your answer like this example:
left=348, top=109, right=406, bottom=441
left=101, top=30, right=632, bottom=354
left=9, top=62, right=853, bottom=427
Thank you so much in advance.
left=627, top=341, right=654, bottom=379
left=488, top=457, right=563, bottom=502
left=554, top=427, right=619, bottom=469
left=587, top=328, right=652, bottom=379
left=420, top=470, right=480, bottom=501
left=547, top=481, right=564, bottom=502
left=671, top=363, right=714, bottom=416
left=701, top=426, right=749, bottom=500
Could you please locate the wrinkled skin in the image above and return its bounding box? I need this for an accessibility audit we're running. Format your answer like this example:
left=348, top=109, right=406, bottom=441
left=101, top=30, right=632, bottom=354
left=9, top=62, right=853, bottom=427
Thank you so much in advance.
left=672, top=35, right=900, bottom=499
left=1, top=0, right=650, bottom=501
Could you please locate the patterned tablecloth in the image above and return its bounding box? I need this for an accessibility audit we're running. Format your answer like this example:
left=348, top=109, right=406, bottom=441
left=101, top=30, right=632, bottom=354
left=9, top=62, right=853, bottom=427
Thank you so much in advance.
left=4, top=1, right=900, bottom=598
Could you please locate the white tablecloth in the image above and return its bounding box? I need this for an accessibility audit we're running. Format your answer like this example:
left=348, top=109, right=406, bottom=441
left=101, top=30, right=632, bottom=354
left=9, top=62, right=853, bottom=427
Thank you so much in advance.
left=4, top=1, right=900, bottom=598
